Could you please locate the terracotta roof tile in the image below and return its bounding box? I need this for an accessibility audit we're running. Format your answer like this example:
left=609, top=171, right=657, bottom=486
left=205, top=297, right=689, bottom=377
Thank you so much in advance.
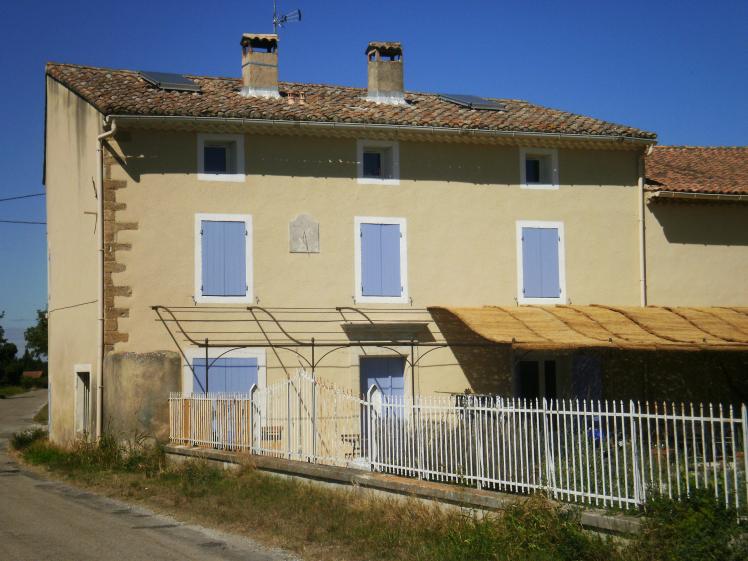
left=646, top=146, right=748, bottom=194
left=46, top=62, right=656, bottom=140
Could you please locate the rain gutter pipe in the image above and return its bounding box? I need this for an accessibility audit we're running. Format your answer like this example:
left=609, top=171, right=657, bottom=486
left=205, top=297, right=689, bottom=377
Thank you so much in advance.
left=95, top=117, right=117, bottom=439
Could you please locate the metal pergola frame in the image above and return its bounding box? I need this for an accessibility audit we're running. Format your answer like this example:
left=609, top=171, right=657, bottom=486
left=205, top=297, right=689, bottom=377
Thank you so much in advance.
left=152, top=305, right=505, bottom=395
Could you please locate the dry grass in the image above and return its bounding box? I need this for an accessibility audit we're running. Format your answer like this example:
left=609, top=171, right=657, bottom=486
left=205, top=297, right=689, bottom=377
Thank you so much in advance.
left=13, top=432, right=746, bottom=561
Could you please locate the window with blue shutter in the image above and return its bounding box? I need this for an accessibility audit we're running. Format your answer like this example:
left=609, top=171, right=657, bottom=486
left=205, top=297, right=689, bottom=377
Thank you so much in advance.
left=361, top=223, right=401, bottom=297
left=201, top=220, right=247, bottom=297
left=521, top=227, right=561, bottom=298
left=192, top=357, right=258, bottom=394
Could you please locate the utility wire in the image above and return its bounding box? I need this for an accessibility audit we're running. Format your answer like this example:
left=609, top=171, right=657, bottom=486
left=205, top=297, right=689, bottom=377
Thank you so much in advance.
left=0, top=220, right=46, bottom=225
left=0, top=193, right=45, bottom=203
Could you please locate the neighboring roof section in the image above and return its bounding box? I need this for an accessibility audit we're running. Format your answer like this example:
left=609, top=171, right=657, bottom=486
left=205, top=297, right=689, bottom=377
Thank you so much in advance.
left=431, top=305, right=748, bottom=351
left=646, top=146, right=748, bottom=195
left=45, top=62, right=656, bottom=141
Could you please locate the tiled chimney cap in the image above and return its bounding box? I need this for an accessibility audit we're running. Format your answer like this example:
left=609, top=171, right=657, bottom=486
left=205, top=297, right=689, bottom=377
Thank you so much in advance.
left=241, top=33, right=278, bottom=48
left=365, top=42, right=402, bottom=57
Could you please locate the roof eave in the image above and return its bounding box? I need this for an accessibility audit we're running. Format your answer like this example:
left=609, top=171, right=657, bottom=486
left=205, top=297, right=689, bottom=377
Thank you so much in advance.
left=648, top=190, right=748, bottom=203
left=104, top=114, right=656, bottom=148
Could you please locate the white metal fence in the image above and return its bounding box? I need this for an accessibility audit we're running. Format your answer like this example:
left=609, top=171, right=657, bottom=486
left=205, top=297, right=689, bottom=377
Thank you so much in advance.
left=169, top=371, right=748, bottom=511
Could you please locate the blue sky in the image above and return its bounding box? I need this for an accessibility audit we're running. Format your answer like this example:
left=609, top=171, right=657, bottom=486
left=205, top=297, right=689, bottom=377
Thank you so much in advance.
left=0, top=0, right=746, bottom=351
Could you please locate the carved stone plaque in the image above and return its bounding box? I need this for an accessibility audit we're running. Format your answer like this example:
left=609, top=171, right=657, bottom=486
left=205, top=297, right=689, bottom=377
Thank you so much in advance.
left=289, top=214, right=320, bottom=253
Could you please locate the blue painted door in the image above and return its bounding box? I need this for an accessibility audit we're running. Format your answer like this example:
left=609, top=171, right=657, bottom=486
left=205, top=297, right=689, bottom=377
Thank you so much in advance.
left=361, top=223, right=401, bottom=297
left=192, top=357, right=258, bottom=394
left=202, top=220, right=247, bottom=297
left=521, top=227, right=560, bottom=298
left=360, top=356, right=405, bottom=399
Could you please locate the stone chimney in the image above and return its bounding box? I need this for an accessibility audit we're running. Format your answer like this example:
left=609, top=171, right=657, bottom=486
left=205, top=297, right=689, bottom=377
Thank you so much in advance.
left=366, top=42, right=405, bottom=105
left=240, top=33, right=280, bottom=98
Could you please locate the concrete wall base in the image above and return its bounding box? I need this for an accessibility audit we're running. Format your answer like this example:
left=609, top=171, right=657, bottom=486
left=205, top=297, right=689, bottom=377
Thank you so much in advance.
left=165, top=444, right=641, bottom=535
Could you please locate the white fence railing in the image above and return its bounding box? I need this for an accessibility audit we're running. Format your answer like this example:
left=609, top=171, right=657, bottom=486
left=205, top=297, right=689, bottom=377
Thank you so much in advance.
left=169, top=371, right=748, bottom=511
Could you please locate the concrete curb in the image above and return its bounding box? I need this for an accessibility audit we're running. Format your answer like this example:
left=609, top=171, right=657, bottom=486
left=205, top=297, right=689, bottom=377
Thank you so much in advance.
left=165, top=444, right=641, bottom=535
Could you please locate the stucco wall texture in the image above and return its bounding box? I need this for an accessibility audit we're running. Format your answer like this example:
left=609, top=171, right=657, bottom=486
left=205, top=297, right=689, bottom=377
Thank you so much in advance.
left=45, top=78, right=102, bottom=444
left=103, top=130, right=643, bottom=395
left=644, top=195, right=748, bottom=306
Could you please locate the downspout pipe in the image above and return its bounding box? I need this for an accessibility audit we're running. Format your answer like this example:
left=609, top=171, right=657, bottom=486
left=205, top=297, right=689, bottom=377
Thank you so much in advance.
left=638, top=145, right=653, bottom=307
left=96, top=117, right=117, bottom=439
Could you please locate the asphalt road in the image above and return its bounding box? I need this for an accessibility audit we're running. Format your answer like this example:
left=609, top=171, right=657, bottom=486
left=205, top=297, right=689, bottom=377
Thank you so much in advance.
left=0, top=390, right=300, bottom=561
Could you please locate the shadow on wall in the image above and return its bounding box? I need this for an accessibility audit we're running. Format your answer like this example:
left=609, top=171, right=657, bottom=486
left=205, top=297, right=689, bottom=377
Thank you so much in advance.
left=599, top=349, right=748, bottom=407
left=428, top=308, right=513, bottom=395
left=111, top=130, right=639, bottom=188
left=649, top=202, right=748, bottom=246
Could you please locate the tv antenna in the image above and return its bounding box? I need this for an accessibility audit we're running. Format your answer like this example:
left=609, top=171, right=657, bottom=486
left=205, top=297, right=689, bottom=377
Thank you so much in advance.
left=273, top=1, right=302, bottom=35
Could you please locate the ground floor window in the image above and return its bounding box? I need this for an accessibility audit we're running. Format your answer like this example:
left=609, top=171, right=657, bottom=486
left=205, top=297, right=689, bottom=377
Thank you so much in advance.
left=184, top=348, right=266, bottom=394
left=74, top=365, right=91, bottom=436
left=516, top=359, right=557, bottom=401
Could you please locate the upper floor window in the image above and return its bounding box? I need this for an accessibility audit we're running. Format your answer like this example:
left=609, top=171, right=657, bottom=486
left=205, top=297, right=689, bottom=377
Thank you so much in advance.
left=520, top=148, right=559, bottom=189
left=516, top=220, right=566, bottom=304
left=357, top=140, right=400, bottom=185
left=354, top=217, right=408, bottom=303
left=197, top=133, right=245, bottom=182
left=195, top=213, right=253, bottom=304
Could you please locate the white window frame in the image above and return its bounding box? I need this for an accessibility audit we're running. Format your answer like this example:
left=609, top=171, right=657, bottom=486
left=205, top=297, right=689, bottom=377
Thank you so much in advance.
left=519, top=147, right=559, bottom=190
left=182, top=347, right=267, bottom=394
left=354, top=216, right=408, bottom=304
left=73, top=363, right=92, bottom=436
left=197, top=133, right=245, bottom=182
left=356, top=139, right=400, bottom=185
left=515, top=220, right=567, bottom=305
left=194, top=213, right=253, bottom=304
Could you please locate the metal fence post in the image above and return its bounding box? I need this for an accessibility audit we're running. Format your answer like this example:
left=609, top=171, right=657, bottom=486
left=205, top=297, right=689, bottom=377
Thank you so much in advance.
left=475, top=397, right=484, bottom=489
left=542, top=398, right=554, bottom=498
left=286, top=379, right=292, bottom=460
left=629, top=400, right=641, bottom=506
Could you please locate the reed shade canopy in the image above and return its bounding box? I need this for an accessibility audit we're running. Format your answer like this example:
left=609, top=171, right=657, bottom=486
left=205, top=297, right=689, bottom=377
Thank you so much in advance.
left=431, top=305, right=748, bottom=351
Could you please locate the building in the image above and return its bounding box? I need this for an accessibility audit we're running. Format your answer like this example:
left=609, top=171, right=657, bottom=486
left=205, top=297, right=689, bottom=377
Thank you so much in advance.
left=43, top=36, right=748, bottom=445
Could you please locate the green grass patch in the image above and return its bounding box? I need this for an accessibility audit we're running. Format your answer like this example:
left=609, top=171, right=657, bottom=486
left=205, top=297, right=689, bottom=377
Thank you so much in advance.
left=13, top=432, right=747, bottom=561
left=32, top=403, right=48, bottom=424
left=0, top=385, right=27, bottom=398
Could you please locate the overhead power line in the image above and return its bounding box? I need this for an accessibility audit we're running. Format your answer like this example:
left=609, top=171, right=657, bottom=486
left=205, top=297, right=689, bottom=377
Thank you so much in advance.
left=0, top=193, right=45, bottom=203
left=0, top=220, right=46, bottom=225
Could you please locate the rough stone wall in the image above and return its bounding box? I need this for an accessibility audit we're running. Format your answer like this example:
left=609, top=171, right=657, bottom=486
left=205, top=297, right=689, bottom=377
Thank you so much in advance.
left=103, top=351, right=181, bottom=441
left=102, top=146, right=136, bottom=354
left=429, top=308, right=513, bottom=395
left=595, top=350, right=748, bottom=407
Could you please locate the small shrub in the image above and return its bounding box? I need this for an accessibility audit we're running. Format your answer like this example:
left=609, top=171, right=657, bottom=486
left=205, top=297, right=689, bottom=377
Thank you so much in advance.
left=631, top=489, right=748, bottom=561
left=11, top=428, right=47, bottom=450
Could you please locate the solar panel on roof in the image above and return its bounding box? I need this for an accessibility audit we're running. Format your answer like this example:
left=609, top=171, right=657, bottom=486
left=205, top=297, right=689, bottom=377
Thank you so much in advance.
left=139, top=71, right=201, bottom=92
left=438, top=93, right=505, bottom=111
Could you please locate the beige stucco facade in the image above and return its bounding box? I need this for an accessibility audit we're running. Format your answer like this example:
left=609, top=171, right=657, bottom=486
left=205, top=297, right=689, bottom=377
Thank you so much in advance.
left=45, top=79, right=102, bottom=443
left=99, top=128, right=642, bottom=398
left=644, top=195, right=748, bottom=306
left=45, top=77, right=748, bottom=444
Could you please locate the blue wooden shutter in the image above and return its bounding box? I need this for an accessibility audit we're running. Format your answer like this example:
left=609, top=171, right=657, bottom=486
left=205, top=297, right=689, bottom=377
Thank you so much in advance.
left=360, top=357, right=405, bottom=399
left=202, top=220, right=247, bottom=297
left=522, top=227, right=560, bottom=298
left=224, top=358, right=258, bottom=393
left=361, top=224, right=382, bottom=296
left=361, top=223, right=401, bottom=297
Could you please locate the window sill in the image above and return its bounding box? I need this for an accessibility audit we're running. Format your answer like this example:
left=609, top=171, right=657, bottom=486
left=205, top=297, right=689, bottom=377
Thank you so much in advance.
left=355, top=295, right=409, bottom=304
left=357, top=177, right=400, bottom=186
left=197, top=173, right=246, bottom=183
left=520, top=183, right=559, bottom=190
left=194, top=295, right=253, bottom=304
left=517, top=296, right=566, bottom=305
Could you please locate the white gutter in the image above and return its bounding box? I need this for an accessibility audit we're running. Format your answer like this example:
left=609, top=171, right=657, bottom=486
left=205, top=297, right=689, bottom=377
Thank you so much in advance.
left=95, top=118, right=117, bottom=439
left=649, top=190, right=748, bottom=203
left=104, top=114, right=657, bottom=146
